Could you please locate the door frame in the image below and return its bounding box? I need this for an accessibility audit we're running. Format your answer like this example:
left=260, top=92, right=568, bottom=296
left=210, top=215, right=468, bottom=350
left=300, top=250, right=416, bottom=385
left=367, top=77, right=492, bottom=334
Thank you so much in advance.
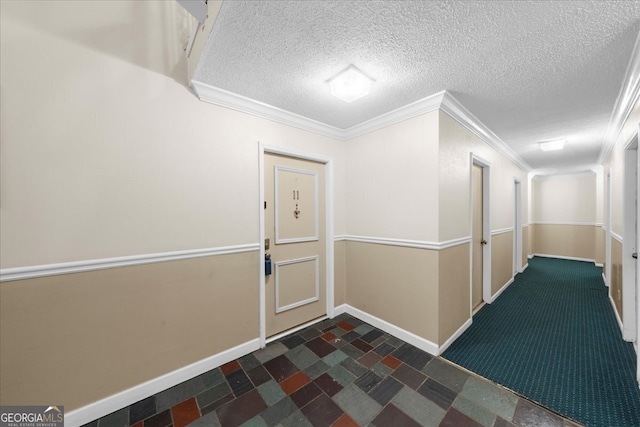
left=258, top=142, right=334, bottom=348
left=513, top=179, right=523, bottom=274
left=623, top=134, right=638, bottom=343
left=470, top=154, right=492, bottom=312
left=605, top=168, right=612, bottom=288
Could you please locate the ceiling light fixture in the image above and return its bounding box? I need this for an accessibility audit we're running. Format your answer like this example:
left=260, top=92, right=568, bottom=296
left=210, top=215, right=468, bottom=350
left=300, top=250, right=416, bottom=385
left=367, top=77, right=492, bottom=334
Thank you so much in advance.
left=327, top=65, right=372, bottom=103
left=539, top=140, right=565, bottom=152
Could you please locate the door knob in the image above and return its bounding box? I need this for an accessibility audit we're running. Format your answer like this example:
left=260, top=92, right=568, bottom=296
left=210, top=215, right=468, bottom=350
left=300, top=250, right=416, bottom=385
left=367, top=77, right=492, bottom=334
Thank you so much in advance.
left=481, top=240, right=487, bottom=245
left=633, top=252, right=638, bottom=259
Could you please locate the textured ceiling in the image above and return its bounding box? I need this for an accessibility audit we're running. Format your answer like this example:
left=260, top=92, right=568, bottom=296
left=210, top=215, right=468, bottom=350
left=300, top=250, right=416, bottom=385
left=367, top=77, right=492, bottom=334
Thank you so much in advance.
left=193, top=1, right=640, bottom=172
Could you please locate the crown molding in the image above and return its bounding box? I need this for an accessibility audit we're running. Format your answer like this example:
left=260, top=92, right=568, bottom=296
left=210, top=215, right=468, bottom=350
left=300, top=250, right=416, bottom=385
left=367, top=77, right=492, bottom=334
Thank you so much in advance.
left=341, top=91, right=445, bottom=140
left=439, top=92, right=532, bottom=172
left=531, top=167, right=600, bottom=179
left=190, top=80, right=531, bottom=173
left=190, top=80, right=345, bottom=140
left=598, top=30, right=640, bottom=164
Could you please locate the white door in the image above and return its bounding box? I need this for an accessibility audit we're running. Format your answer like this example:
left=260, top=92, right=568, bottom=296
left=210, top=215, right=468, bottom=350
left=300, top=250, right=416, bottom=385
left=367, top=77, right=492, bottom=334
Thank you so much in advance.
left=264, top=153, right=326, bottom=337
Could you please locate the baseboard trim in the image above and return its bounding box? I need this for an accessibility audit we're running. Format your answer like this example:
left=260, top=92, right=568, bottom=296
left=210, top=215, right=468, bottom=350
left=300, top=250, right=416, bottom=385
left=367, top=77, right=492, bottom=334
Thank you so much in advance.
left=609, top=293, right=624, bottom=336
left=490, top=277, right=514, bottom=303
left=518, top=263, right=529, bottom=273
left=438, top=318, right=472, bottom=355
left=533, top=253, right=596, bottom=264
left=595, top=263, right=604, bottom=268
left=333, top=303, right=349, bottom=317
left=65, top=338, right=260, bottom=427
left=342, top=305, right=440, bottom=356
left=602, top=273, right=608, bottom=287
left=265, top=316, right=328, bottom=344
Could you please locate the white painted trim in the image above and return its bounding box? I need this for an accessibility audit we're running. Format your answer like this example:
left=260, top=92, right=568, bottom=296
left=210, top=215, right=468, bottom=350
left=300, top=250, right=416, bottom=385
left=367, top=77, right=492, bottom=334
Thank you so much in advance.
left=438, top=318, right=473, bottom=355
left=265, top=315, right=328, bottom=344
left=612, top=232, right=624, bottom=244
left=439, top=236, right=473, bottom=250
left=275, top=256, right=320, bottom=313
left=333, top=303, right=348, bottom=317
left=529, top=221, right=600, bottom=226
left=343, top=305, right=439, bottom=356
left=0, top=244, right=260, bottom=282
left=341, top=235, right=471, bottom=251
left=341, top=91, right=445, bottom=139
left=442, top=93, right=531, bottom=172
left=519, top=263, right=529, bottom=273
left=622, top=136, right=638, bottom=342
left=260, top=143, right=335, bottom=345
left=333, top=235, right=347, bottom=242
left=598, top=30, right=640, bottom=164
left=609, top=292, right=624, bottom=336
left=514, top=179, right=523, bottom=275
left=274, top=166, right=319, bottom=244
left=522, top=223, right=530, bottom=228
left=65, top=338, right=260, bottom=427
left=602, top=272, right=608, bottom=286
left=533, top=253, right=597, bottom=264
left=490, top=277, right=514, bottom=303
left=595, top=263, right=604, bottom=268
left=191, top=81, right=344, bottom=140
left=491, top=227, right=514, bottom=236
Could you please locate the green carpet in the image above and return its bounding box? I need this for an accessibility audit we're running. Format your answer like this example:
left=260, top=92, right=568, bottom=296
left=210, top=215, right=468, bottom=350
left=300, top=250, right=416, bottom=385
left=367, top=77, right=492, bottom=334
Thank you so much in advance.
left=443, top=256, right=640, bottom=426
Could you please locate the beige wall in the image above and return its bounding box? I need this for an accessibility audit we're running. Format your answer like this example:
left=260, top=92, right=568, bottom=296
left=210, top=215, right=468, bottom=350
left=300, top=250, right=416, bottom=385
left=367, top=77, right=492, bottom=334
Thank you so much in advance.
left=345, top=112, right=439, bottom=241
left=334, top=241, right=346, bottom=307
left=0, top=0, right=347, bottom=413
left=491, top=232, right=514, bottom=294
left=0, top=252, right=259, bottom=409
left=532, top=173, right=597, bottom=224
left=0, top=0, right=346, bottom=268
left=438, top=243, right=471, bottom=344
left=602, top=84, right=640, bottom=324
left=522, top=225, right=530, bottom=266
left=531, top=224, right=596, bottom=260
left=345, top=242, right=439, bottom=343
left=531, top=173, right=599, bottom=261
left=438, top=113, right=529, bottom=241
left=611, top=237, right=623, bottom=317
left=606, top=98, right=640, bottom=237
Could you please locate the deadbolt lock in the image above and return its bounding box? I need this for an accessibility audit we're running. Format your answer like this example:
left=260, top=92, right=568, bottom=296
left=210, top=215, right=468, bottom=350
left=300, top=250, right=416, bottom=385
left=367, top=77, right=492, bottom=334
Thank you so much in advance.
left=481, top=240, right=487, bottom=245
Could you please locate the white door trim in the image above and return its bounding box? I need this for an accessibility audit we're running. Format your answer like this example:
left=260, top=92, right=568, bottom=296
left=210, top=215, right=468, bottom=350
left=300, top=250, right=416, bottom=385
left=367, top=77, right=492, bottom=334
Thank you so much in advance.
left=470, top=154, right=492, bottom=310
left=605, top=169, right=612, bottom=287
left=258, top=142, right=335, bottom=348
left=514, top=179, right=523, bottom=274
left=623, top=134, right=638, bottom=343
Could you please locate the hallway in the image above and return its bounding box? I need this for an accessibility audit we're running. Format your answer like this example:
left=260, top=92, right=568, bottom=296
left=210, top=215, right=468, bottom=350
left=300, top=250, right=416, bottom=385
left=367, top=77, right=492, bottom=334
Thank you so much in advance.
left=444, top=257, right=640, bottom=426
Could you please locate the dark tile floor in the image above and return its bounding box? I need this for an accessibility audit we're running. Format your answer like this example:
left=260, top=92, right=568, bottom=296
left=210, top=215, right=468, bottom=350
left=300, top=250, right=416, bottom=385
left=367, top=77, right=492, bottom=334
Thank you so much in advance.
left=84, top=314, right=581, bottom=427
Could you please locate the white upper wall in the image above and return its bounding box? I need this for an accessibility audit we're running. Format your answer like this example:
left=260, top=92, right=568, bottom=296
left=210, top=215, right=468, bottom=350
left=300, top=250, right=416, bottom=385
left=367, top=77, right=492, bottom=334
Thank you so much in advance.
left=605, top=96, right=640, bottom=236
left=345, top=112, right=440, bottom=242
left=531, top=172, right=597, bottom=224
left=438, top=112, right=529, bottom=241
left=0, top=0, right=346, bottom=268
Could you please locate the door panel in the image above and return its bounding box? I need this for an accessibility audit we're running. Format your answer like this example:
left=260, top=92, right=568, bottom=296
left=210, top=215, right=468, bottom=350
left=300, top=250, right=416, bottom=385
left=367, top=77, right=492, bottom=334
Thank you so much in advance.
left=265, top=153, right=326, bottom=337
left=472, top=164, right=484, bottom=310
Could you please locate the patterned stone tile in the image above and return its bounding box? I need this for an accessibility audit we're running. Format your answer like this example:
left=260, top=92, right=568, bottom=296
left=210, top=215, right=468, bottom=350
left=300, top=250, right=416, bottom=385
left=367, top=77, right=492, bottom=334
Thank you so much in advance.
left=460, top=377, right=518, bottom=422
left=332, top=383, right=382, bottom=426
